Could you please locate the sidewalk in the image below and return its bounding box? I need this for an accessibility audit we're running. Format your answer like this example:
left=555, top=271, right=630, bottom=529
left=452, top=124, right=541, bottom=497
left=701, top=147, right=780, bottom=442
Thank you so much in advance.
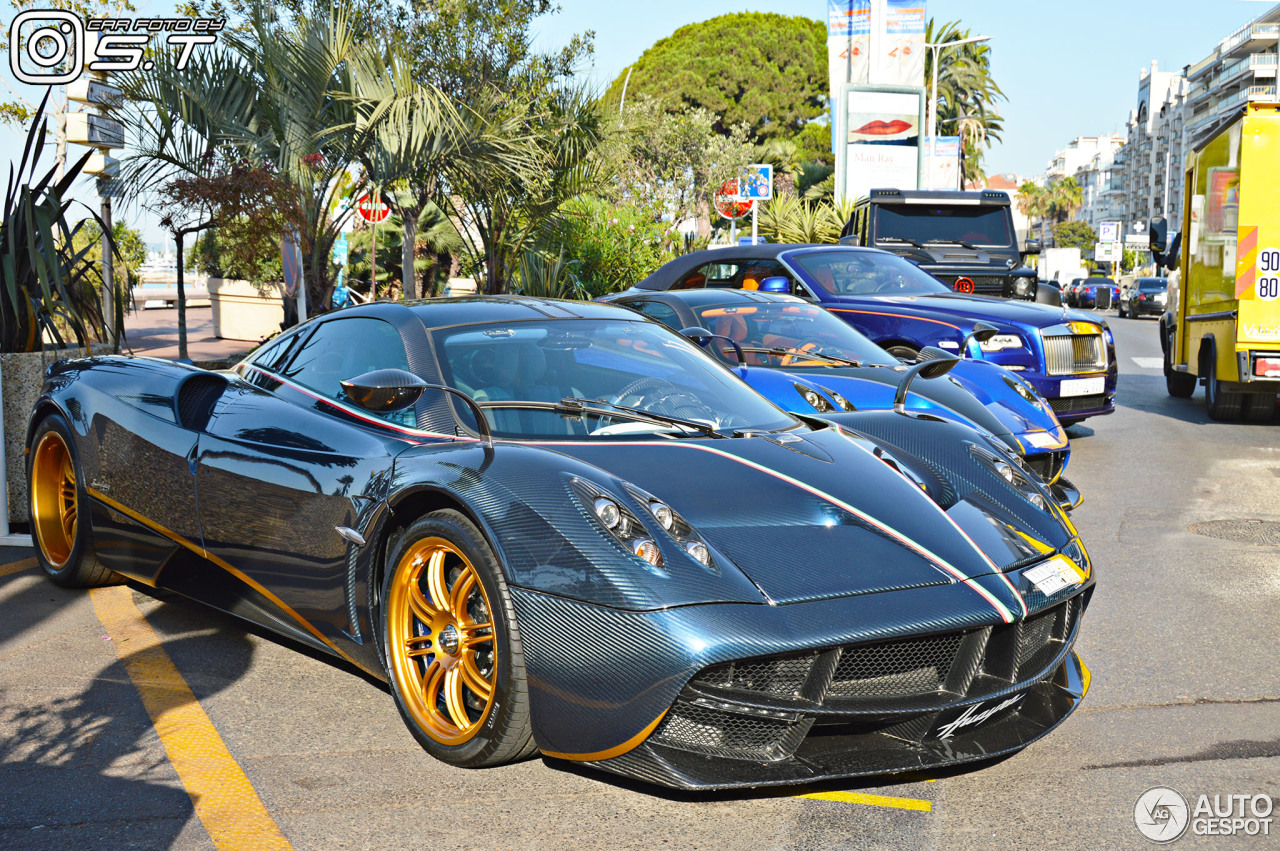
left=121, top=304, right=259, bottom=364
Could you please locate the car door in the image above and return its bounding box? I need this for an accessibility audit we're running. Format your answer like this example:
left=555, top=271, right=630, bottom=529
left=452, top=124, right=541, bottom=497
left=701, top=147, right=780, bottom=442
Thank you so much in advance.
left=193, top=316, right=416, bottom=642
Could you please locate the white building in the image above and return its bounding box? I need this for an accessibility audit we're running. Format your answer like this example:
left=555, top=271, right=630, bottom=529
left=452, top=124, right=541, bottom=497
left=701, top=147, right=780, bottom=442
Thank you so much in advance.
left=1042, top=136, right=1125, bottom=231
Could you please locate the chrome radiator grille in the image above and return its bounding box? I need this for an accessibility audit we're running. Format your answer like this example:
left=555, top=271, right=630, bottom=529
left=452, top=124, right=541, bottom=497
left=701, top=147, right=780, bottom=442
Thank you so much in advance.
left=1043, top=334, right=1106, bottom=375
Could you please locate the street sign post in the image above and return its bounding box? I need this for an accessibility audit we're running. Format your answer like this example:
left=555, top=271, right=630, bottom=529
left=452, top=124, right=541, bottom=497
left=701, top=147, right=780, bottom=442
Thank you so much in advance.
left=1098, top=221, right=1121, bottom=244
left=356, top=193, right=390, bottom=296
left=713, top=179, right=752, bottom=245
left=738, top=164, right=773, bottom=245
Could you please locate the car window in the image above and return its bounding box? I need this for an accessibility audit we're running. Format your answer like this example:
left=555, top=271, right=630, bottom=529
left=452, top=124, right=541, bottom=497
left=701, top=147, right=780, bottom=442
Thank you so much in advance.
left=631, top=300, right=682, bottom=330
left=675, top=259, right=793, bottom=290
left=1137, top=278, right=1167, bottom=291
left=786, top=249, right=952, bottom=296
left=280, top=317, right=414, bottom=425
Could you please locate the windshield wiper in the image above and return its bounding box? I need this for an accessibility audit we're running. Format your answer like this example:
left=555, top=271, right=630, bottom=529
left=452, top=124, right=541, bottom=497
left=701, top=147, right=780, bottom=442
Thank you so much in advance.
left=477, top=398, right=726, bottom=439
left=877, top=236, right=928, bottom=249
left=925, top=238, right=981, bottom=250
left=738, top=345, right=861, bottom=367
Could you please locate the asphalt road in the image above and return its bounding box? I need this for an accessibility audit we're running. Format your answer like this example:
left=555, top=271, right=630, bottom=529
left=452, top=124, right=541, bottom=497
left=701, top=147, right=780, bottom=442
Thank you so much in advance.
left=1, top=310, right=1277, bottom=850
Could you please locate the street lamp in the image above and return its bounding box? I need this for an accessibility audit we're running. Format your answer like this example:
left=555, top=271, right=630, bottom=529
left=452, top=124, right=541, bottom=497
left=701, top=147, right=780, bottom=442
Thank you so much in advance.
left=927, top=34, right=991, bottom=189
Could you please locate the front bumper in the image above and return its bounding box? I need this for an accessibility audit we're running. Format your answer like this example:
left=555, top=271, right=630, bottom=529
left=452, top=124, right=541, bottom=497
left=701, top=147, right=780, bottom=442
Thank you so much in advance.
left=588, top=592, right=1091, bottom=790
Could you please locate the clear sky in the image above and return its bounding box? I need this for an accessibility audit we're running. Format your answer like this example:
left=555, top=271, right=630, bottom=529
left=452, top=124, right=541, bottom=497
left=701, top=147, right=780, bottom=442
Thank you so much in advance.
left=3, top=0, right=1274, bottom=244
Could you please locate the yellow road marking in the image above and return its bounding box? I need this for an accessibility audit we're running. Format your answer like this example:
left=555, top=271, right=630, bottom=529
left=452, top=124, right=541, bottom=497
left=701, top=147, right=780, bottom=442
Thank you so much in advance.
left=799, top=790, right=933, bottom=811
left=90, top=585, right=293, bottom=850
left=0, top=557, right=37, bottom=578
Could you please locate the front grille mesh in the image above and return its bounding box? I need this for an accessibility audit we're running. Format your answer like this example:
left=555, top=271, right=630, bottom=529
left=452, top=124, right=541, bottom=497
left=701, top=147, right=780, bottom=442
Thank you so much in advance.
left=827, top=632, right=964, bottom=699
left=693, top=655, right=813, bottom=698
left=652, top=702, right=804, bottom=761
left=1049, top=394, right=1107, bottom=415
left=1024, top=451, right=1066, bottom=483
left=1044, top=334, right=1106, bottom=375
left=947, top=275, right=1005, bottom=295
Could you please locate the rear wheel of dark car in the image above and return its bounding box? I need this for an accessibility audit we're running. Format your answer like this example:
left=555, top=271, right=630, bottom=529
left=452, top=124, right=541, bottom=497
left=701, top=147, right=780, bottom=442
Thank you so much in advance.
left=381, top=509, right=536, bottom=767
left=27, top=414, right=119, bottom=587
left=1117, top=299, right=1128, bottom=318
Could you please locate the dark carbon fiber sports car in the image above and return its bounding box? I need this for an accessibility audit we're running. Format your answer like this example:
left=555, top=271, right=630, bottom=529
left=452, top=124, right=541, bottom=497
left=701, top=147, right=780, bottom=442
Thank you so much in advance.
left=27, top=297, right=1093, bottom=790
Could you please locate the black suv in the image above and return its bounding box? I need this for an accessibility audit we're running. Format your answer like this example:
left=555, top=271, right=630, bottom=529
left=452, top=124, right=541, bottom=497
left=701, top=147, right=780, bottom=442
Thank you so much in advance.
left=841, top=189, right=1057, bottom=304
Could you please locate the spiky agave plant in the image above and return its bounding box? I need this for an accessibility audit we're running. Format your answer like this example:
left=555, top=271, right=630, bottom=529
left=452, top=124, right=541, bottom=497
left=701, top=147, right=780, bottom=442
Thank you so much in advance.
left=0, top=90, right=107, bottom=353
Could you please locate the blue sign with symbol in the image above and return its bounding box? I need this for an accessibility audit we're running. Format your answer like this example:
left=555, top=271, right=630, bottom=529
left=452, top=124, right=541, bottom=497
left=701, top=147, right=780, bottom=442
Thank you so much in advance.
left=739, top=164, right=773, bottom=201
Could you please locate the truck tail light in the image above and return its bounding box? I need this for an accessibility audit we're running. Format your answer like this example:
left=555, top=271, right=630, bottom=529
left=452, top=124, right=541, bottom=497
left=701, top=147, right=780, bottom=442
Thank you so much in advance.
left=1255, top=357, right=1280, bottom=378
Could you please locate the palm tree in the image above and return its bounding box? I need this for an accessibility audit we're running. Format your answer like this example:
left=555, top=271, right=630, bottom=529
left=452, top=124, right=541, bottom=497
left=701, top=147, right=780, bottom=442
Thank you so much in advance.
left=117, top=3, right=414, bottom=319
left=758, top=138, right=803, bottom=198
left=1016, top=181, right=1050, bottom=245
left=924, top=19, right=1005, bottom=184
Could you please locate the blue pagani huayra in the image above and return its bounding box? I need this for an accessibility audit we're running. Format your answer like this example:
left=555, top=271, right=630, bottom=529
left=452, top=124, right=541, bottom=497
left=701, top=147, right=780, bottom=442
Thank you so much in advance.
left=26, top=297, right=1093, bottom=790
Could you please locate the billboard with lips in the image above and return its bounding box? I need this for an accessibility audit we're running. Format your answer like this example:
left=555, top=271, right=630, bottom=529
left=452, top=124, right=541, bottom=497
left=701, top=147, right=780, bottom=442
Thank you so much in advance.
left=842, top=87, right=923, bottom=201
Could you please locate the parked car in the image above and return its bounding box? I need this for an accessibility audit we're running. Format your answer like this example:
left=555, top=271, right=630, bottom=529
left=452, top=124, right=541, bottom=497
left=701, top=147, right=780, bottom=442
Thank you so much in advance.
left=27, top=297, right=1094, bottom=791
left=1118, top=276, right=1168, bottom=319
left=609, top=287, right=1075, bottom=494
left=1074, top=277, right=1119, bottom=310
left=620, top=244, right=1118, bottom=426
left=839, top=189, right=1054, bottom=303
left=1064, top=278, right=1085, bottom=308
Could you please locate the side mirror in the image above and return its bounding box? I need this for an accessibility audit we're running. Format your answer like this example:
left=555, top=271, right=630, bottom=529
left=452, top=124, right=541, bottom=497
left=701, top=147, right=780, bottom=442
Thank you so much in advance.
left=960, top=321, right=1000, bottom=356
left=758, top=276, right=790, bottom=293
left=678, top=326, right=745, bottom=365
left=1049, top=476, right=1083, bottom=512
left=838, top=234, right=862, bottom=247
left=893, top=347, right=959, bottom=414
left=340, top=368, right=427, bottom=412
left=1149, top=216, right=1168, bottom=253
left=1165, top=231, right=1182, bottom=272
left=1023, top=238, right=1042, bottom=255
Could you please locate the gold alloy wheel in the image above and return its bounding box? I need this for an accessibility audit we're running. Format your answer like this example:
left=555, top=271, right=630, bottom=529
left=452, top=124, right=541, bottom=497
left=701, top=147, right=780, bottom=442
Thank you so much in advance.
left=31, top=430, right=78, bottom=568
left=386, top=537, right=497, bottom=745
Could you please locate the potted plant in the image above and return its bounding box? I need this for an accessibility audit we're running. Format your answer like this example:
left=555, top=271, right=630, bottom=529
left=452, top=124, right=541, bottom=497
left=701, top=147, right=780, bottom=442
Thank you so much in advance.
left=1, top=92, right=110, bottom=524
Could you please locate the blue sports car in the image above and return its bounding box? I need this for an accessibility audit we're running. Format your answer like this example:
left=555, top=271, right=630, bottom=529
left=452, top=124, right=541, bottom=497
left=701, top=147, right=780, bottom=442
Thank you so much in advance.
left=27, top=296, right=1093, bottom=790
left=606, top=288, right=1074, bottom=494
left=625, top=245, right=1118, bottom=426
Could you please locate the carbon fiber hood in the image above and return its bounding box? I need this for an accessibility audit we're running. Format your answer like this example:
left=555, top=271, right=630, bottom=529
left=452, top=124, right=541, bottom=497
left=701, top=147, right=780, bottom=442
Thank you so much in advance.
left=548, top=423, right=1068, bottom=608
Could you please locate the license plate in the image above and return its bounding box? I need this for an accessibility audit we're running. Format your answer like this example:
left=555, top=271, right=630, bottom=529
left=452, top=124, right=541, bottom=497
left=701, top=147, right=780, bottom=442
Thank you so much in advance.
left=1059, top=377, right=1104, bottom=397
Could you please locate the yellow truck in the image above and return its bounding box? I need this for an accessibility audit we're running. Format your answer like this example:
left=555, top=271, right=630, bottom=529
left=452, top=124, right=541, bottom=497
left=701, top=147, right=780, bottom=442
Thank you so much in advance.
left=1155, top=102, right=1280, bottom=421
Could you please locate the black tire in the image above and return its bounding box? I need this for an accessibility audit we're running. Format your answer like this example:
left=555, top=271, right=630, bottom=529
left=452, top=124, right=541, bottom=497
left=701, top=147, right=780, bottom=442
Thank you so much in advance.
left=1163, top=339, right=1195, bottom=398
left=1204, top=351, right=1243, bottom=421
left=1244, top=393, right=1277, bottom=422
left=1118, top=300, right=1128, bottom=318
left=27, top=414, right=118, bottom=587
left=885, top=344, right=919, bottom=363
left=380, top=509, right=535, bottom=767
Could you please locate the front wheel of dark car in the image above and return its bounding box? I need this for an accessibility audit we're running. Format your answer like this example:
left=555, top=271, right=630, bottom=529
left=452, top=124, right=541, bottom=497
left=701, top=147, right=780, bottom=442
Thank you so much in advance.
left=381, top=509, right=536, bottom=767
left=27, top=414, right=119, bottom=587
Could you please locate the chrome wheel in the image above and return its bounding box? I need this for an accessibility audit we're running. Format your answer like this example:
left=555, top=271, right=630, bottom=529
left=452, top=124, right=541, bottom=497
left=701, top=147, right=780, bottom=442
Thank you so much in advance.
left=385, top=537, right=497, bottom=746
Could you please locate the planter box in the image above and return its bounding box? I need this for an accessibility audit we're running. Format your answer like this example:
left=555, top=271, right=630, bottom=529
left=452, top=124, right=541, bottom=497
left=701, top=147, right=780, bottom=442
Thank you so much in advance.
left=209, top=277, right=284, bottom=342
left=2, top=344, right=111, bottom=523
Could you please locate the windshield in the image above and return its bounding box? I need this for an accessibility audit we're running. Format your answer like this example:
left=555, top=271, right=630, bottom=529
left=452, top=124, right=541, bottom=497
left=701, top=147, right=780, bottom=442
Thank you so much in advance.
left=786, top=248, right=953, bottom=296
left=1137, top=278, right=1167, bottom=292
left=432, top=319, right=797, bottom=439
left=692, top=301, right=898, bottom=367
left=873, top=205, right=1014, bottom=248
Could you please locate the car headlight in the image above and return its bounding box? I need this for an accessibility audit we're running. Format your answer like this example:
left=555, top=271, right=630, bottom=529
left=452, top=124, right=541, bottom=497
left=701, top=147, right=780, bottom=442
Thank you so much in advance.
left=794, top=382, right=834, bottom=412
left=817, top=385, right=855, bottom=411
left=970, top=445, right=1051, bottom=512
left=571, top=478, right=714, bottom=568
left=980, top=333, right=1022, bottom=352
left=1014, top=276, right=1033, bottom=296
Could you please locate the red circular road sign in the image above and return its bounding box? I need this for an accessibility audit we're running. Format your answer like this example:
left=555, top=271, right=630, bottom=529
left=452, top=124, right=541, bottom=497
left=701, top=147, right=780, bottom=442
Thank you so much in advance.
left=714, top=179, right=753, bottom=220
left=355, top=193, right=391, bottom=224
left=953, top=276, right=975, bottom=294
